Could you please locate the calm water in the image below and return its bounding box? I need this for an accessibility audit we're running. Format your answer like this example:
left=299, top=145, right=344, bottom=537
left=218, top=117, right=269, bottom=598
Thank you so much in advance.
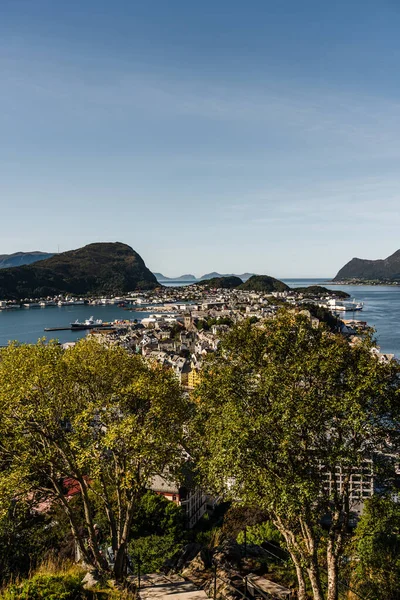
left=0, top=305, right=151, bottom=346
left=1, top=279, right=399, bottom=356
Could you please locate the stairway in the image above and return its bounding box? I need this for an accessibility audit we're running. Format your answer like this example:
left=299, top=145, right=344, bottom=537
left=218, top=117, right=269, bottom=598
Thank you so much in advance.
left=138, top=573, right=209, bottom=600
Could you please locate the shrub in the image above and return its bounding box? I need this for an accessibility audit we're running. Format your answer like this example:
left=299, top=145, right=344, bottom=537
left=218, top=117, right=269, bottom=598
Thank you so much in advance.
left=128, top=534, right=183, bottom=574
left=0, top=573, right=88, bottom=600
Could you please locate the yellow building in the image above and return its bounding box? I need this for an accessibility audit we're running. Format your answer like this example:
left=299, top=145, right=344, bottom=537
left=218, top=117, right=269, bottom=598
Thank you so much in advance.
left=187, top=367, right=201, bottom=389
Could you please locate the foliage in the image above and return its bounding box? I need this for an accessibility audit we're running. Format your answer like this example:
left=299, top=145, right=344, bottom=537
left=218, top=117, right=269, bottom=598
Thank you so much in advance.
left=128, top=534, right=182, bottom=574
left=295, top=286, right=350, bottom=299
left=131, top=491, right=186, bottom=539
left=221, top=505, right=268, bottom=539
left=0, top=242, right=158, bottom=299
left=194, top=527, right=222, bottom=548
left=301, top=303, right=341, bottom=332
left=196, top=276, right=243, bottom=289
left=237, top=521, right=282, bottom=547
left=352, top=496, right=400, bottom=599
left=191, top=310, right=400, bottom=600
left=0, top=338, right=188, bottom=580
left=195, top=317, right=233, bottom=331
left=238, top=275, right=289, bottom=292
left=0, top=573, right=89, bottom=600
left=0, top=502, right=66, bottom=584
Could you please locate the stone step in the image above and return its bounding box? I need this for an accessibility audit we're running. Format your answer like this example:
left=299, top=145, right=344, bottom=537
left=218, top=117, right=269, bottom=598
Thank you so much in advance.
left=139, top=573, right=208, bottom=600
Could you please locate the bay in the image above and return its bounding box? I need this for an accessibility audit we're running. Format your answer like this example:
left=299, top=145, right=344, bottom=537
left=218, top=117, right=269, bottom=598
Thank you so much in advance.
left=0, top=279, right=399, bottom=357
left=283, top=278, right=400, bottom=357
left=0, top=305, right=151, bottom=347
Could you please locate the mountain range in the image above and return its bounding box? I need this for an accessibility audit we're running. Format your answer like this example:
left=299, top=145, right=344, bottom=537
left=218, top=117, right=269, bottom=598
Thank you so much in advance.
left=0, top=251, right=54, bottom=269
left=334, top=249, right=400, bottom=281
left=0, top=243, right=158, bottom=299
left=154, top=271, right=254, bottom=282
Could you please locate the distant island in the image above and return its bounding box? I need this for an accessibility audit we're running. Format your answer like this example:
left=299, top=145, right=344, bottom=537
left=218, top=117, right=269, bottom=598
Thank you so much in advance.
left=195, top=274, right=289, bottom=293
left=196, top=275, right=243, bottom=289
left=334, top=249, right=400, bottom=282
left=153, top=273, right=197, bottom=282
left=153, top=271, right=254, bottom=282
left=199, top=272, right=254, bottom=282
left=0, top=242, right=158, bottom=300
left=238, top=275, right=289, bottom=292
left=0, top=251, right=54, bottom=269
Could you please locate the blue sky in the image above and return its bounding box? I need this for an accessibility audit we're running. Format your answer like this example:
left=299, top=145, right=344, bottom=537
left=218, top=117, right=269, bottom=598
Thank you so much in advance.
left=1, top=0, right=400, bottom=277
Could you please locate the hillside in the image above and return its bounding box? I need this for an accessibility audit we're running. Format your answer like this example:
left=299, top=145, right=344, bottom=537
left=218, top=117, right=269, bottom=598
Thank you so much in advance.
left=295, top=285, right=350, bottom=298
left=334, top=250, right=400, bottom=281
left=200, top=271, right=254, bottom=281
left=238, top=275, right=289, bottom=292
left=0, top=251, right=54, bottom=269
left=0, top=242, right=158, bottom=299
left=196, top=275, right=243, bottom=289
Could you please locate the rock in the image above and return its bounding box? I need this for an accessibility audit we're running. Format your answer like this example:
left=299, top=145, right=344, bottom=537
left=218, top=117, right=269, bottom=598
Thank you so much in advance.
left=213, top=538, right=242, bottom=567
left=176, top=543, right=203, bottom=571
left=82, top=571, right=100, bottom=589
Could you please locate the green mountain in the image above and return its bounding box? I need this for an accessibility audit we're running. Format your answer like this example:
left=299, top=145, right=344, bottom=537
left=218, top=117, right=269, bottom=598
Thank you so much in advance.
left=334, top=249, right=400, bottom=281
left=238, top=275, right=289, bottom=292
left=0, top=251, right=54, bottom=269
left=295, top=285, right=350, bottom=298
left=0, top=242, right=158, bottom=300
left=196, top=275, right=243, bottom=289
left=199, top=271, right=254, bottom=281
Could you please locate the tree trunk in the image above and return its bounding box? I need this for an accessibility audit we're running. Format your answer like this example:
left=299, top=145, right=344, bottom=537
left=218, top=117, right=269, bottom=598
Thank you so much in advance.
left=291, top=554, right=307, bottom=600
left=114, top=541, right=127, bottom=582
left=326, top=542, right=339, bottom=600
left=307, top=561, right=324, bottom=600
left=78, top=477, right=109, bottom=573
left=274, top=519, right=307, bottom=600
left=114, top=496, right=137, bottom=581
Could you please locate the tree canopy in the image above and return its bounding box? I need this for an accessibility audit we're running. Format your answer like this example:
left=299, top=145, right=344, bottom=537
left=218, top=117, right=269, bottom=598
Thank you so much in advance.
left=352, top=495, right=400, bottom=599
left=0, top=338, right=188, bottom=580
left=191, top=311, right=400, bottom=600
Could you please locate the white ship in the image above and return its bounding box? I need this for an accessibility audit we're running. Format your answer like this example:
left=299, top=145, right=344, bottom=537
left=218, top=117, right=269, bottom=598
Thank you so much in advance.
left=326, top=299, right=363, bottom=312
left=70, top=316, right=104, bottom=330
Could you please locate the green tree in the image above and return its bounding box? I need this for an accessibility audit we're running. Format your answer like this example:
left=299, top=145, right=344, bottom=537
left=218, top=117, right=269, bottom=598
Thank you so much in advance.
left=191, top=311, right=400, bottom=600
left=0, top=338, right=188, bottom=581
left=131, top=490, right=185, bottom=539
left=352, top=496, right=400, bottom=599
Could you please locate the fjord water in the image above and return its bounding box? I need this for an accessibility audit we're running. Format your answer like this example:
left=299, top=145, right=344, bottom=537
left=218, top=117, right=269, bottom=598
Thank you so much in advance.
left=0, top=305, right=151, bottom=347
left=285, top=279, right=400, bottom=357
left=0, top=279, right=399, bottom=356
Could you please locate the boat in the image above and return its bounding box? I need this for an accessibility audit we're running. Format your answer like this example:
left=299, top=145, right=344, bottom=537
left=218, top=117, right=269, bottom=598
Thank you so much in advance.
left=23, top=303, right=41, bottom=308
left=343, top=299, right=364, bottom=311
left=326, top=299, right=363, bottom=312
left=70, top=316, right=105, bottom=330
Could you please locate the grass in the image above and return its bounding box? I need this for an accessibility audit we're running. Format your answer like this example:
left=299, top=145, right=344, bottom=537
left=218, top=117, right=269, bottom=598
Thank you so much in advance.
left=0, top=560, right=134, bottom=600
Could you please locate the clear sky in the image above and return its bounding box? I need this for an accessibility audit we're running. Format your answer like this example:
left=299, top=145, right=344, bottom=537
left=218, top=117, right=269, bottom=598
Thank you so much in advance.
left=1, top=0, right=400, bottom=277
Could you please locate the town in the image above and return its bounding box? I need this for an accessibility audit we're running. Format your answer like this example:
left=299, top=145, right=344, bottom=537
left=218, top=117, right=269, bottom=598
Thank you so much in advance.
left=61, top=284, right=392, bottom=390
